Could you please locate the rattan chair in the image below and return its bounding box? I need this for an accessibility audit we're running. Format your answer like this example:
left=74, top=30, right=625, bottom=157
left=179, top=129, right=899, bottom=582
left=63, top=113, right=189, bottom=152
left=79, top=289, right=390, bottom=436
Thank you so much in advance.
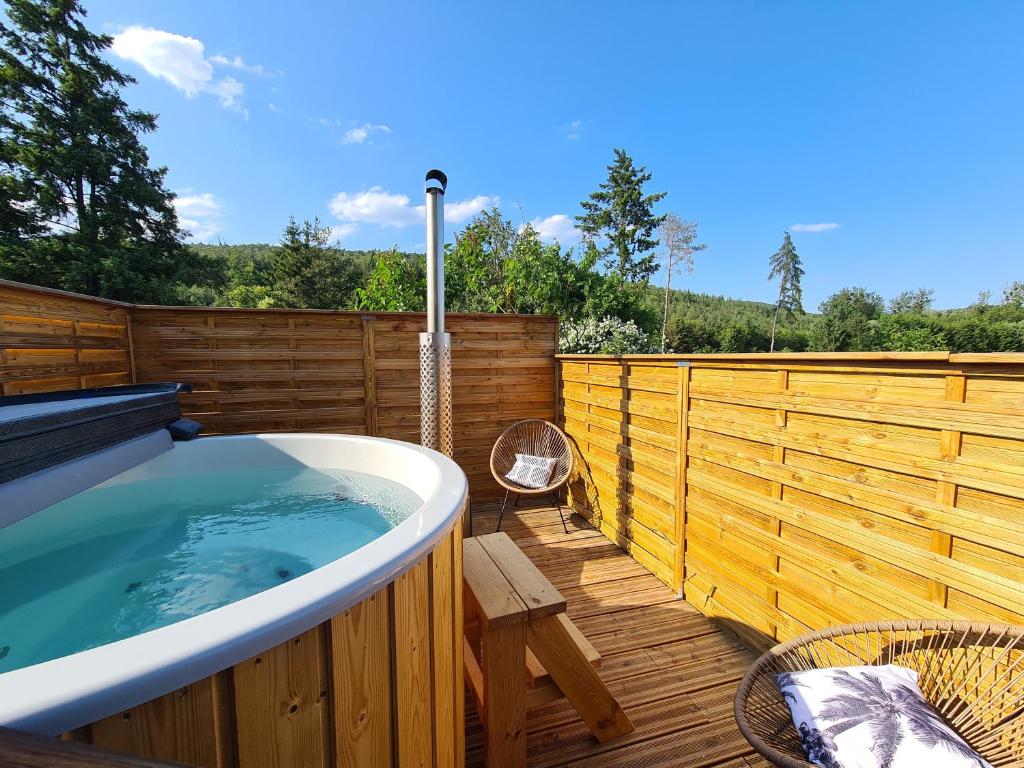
left=734, top=620, right=1024, bottom=767
left=490, top=419, right=574, bottom=533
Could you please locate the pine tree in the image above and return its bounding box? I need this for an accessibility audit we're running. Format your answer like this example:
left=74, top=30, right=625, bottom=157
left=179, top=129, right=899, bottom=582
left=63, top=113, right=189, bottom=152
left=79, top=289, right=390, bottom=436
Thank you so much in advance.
left=768, top=232, right=805, bottom=351
left=0, top=0, right=194, bottom=301
left=576, top=149, right=667, bottom=282
left=271, top=217, right=362, bottom=309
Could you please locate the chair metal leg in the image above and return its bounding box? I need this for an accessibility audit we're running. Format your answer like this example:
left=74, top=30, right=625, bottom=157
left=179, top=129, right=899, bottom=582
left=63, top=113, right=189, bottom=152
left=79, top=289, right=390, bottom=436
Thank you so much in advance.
left=551, top=492, right=569, bottom=535
left=496, top=488, right=510, bottom=532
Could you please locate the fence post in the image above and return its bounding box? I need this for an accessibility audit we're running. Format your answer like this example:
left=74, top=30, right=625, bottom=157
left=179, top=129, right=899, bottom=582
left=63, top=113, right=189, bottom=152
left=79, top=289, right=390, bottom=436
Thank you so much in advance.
left=931, top=373, right=966, bottom=606
left=125, top=311, right=138, bottom=384
left=767, top=368, right=789, bottom=640
left=673, top=360, right=691, bottom=596
left=361, top=315, right=377, bottom=436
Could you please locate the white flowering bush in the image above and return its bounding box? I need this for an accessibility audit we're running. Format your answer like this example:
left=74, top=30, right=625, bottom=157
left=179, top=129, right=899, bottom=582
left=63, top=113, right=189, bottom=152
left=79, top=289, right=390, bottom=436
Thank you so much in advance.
left=559, top=316, right=654, bottom=354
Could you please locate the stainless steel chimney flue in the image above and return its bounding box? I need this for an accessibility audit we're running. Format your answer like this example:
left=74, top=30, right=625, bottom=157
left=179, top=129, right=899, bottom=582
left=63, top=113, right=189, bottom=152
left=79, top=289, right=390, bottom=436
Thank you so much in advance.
left=425, top=170, right=446, bottom=334
left=419, top=170, right=453, bottom=457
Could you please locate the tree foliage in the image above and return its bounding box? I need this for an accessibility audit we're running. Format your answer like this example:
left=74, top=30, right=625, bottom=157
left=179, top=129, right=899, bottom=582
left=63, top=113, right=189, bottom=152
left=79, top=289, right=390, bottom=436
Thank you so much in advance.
left=352, top=208, right=655, bottom=341
left=355, top=249, right=426, bottom=312
left=0, top=0, right=204, bottom=302
left=575, top=148, right=666, bottom=282
left=889, top=288, right=934, bottom=314
left=661, top=289, right=813, bottom=353
left=1002, top=281, right=1024, bottom=308
left=809, top=287, right=885, bottom=351
left=270, top=217, right=364, bottom=309
left=658, top=214, right=706, bottom=352
left=767, top=232, right=805, bottom=351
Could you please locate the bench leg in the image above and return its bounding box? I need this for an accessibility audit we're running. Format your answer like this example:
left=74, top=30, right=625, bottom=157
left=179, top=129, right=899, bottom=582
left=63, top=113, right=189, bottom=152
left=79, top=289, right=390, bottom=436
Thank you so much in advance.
left=481, top=621, right=527, bottom=767
left=527, top=615, right=634, bottom=743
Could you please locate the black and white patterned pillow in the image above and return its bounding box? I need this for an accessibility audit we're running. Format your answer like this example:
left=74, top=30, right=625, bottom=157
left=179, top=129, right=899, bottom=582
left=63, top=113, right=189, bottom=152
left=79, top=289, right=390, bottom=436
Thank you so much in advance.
left=776, top=665, right=992, bottom=768
left=505, top=453, right=557, bottom=489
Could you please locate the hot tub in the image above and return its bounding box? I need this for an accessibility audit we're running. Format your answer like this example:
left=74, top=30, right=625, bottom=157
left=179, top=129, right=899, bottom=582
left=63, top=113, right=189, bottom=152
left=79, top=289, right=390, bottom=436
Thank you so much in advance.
left=0, top=430, right=467, bottom=768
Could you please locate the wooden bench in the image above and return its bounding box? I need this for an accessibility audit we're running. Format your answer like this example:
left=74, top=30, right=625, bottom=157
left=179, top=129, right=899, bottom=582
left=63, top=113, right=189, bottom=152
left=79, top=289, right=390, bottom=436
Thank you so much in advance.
left=463, top=533, right=634, bottom=767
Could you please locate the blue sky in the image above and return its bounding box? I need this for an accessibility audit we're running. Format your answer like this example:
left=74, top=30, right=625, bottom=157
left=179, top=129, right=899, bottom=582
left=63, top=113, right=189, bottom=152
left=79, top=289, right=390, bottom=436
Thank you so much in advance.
left=85, top=1, right=1023, bottom=309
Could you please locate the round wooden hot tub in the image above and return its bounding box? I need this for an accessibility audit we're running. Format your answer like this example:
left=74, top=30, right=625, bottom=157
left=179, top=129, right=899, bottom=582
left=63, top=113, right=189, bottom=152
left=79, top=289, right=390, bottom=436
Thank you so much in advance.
left=0, top=434, right=467, bottom=768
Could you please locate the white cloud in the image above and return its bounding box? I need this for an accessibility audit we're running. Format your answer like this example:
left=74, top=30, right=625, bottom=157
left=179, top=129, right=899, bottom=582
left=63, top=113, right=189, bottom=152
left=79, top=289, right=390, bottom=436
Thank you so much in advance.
left=210, top=54, right=265, bottom=76
left=329, top=187, right=421, bottom=227
left=111, top=27, right=261, bottom=115
left=791, top=222, right=841, bottom=233
left=342, top=123, right=392, bottom=145
left=444, top=195, right=499, bottom=223
left=111, top=27, right=210, bottom=95
left=526, top=214, right=579, bottom=244
left=174, top=191, right=223, bottom=241
left=561, top=119, right=583, bottom=140
left=327, top=187, right=498, bottom=228
left=209, top=76, right=244, bottom=112
left=329, top=223, right=358, bottom=241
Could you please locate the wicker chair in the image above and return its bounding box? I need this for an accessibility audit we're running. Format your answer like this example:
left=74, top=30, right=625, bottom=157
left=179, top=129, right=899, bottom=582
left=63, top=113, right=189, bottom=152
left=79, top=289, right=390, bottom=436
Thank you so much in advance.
left=490, top=419, right=575, bottom=533
left=734, top=620, right=1024, bottom=767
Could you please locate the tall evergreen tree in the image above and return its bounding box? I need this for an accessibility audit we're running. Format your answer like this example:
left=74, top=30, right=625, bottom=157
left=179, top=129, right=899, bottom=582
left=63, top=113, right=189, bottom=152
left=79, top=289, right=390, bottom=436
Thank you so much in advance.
left=271, top=217, right=362, bottom=309
left=576, top=148, right=667, bottom=282
left=0, top=0, right=196, bottom=301
left=767, top=232, right=805, bottom=351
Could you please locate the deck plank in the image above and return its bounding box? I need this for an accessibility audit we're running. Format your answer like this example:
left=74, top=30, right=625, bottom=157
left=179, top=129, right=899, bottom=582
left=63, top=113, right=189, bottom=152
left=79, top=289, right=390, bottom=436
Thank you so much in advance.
left=467, top=502, right=761, bottom=768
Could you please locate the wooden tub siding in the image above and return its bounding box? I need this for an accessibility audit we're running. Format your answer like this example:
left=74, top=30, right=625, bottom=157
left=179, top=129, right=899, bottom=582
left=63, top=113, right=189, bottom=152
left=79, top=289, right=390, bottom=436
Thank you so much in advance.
left=72, top=517, right=464, bottom=768
left=558, top=353, right=1024, bottom=652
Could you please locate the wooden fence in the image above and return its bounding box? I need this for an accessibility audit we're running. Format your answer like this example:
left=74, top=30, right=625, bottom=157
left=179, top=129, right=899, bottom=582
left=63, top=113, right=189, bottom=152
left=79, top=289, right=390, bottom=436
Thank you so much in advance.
left=558, top=353, right=1024, bottom=652
left=559, top=356, right=683, bottom=587
left=0, top=282, right=132, bottom=396
left=0, top=281, right=557, bottom=501
left=131, top=308, right=556, bottom=500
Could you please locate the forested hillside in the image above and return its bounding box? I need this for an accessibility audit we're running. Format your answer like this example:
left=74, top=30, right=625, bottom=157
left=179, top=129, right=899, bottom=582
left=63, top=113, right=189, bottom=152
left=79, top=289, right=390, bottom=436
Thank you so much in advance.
left=173, top=238, right=1024, bottom=355
left=659, top=289, right=817, bottom=353
left=178, top=237, right=403, bottom=309
left=657, top=286, right=1024, bottom=354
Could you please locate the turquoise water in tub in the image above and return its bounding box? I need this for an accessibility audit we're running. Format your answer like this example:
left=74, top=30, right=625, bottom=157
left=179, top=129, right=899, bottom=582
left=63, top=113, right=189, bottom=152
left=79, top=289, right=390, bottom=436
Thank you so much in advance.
left=0, top=467, right=421, bottom=673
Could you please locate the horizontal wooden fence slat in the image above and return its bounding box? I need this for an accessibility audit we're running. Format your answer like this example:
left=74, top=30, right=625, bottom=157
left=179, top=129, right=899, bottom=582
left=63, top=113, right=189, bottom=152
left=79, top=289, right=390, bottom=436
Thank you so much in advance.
left=558, top=353, right=1024, bottom=653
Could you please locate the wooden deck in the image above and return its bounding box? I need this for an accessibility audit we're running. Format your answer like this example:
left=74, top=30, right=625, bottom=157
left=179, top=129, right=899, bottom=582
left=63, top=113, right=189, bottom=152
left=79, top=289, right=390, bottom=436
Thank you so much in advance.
left=466, top=503, right=769, bottom=768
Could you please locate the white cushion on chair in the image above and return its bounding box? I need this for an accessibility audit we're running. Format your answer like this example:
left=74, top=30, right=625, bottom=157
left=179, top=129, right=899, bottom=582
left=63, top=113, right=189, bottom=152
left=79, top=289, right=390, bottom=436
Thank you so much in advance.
left=776, top=664, right=992, bottom=768
left=505, top=454, right=557, bottom=489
